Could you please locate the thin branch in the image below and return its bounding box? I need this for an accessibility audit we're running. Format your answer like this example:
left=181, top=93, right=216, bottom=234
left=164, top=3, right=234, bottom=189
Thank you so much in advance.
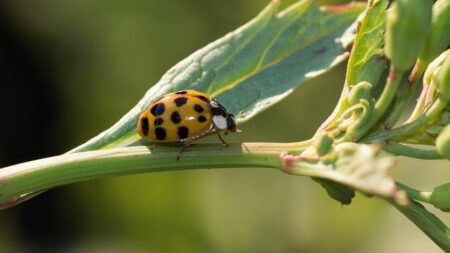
left=0, top=142, right=311, bottom=209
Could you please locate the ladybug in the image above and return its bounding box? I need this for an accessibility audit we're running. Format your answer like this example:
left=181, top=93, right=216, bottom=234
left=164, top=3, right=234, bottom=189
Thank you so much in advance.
left=137, top=90, right=238, bottom=157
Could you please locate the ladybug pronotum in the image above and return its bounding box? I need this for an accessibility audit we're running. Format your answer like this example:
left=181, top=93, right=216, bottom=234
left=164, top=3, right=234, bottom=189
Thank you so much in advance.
left=137, top=90, right=238, bottom=157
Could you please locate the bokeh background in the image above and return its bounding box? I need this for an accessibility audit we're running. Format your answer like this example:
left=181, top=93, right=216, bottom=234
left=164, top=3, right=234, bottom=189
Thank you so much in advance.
left=0, top=0, right=448, bottom=252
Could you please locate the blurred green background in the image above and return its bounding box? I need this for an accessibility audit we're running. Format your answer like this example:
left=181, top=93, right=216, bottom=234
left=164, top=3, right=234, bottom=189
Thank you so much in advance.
left=0, top=0, right=448, bottom=252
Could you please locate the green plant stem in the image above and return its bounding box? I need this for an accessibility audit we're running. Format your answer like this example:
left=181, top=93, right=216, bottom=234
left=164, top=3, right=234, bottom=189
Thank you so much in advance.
left=317, top=87, right=350, bottom=132
left=396, top=182, right=432, bottom=203
left=387, top=198, right=450, bottom=252
left=349, top=67, right=404, bottom=141
left=408, top=84, right=431, bottom=123
left=382, top=63, right=427, bottom=129
left=363, top=97, right=448, bottom=142
left=407, top=59, right=434, bottom=123
left=0, top=142, right=312, bottom=209
left=382, top=142, right=441, bottom=159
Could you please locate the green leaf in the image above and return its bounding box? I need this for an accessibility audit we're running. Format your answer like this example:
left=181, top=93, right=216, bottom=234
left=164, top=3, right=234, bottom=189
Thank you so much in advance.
left=283, top=143, right=400, bottom=201
left=345, top=0, right=387, bottom=87
left=313, top=178, right=355, bottom=205
left=315, top=0, right=387, bottom=133
left=71, top=0, right=364, bottom=153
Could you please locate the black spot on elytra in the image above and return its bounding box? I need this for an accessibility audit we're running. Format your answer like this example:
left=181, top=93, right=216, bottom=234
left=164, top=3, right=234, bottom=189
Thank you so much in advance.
left=196, top=95, right=209, bottom=102
left=174, top=97, right=188, bottom=107
left=194, top=104, right=204, bottom=113
left=171, top=111, right=181, bottom=124
left=175, top=90, right=187, bottom=94
left=178, top=126, right=189, bottom=139
left=150, top=103, right=165, bottom=116
left=154, top=118, right=163, bottom=126
left=140, top=117, right=149, bottom=136
left=155, top=127, right=166, bottom=140
left=198, top=115, right=207, bottom=122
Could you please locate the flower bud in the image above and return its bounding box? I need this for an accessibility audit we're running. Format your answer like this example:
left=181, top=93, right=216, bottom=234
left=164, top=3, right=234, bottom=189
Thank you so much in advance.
left=321, top=151, right=338, bottom=165
left=314, top=133, right=334, bottom=157
left=385, top=0, right=432, bottom=71
left=430, top=183, right=450, bottom=212
left=436, top=53, right=450, bottom=101
left=423, top=49, right=449, bottom=85
left=436, top=124, right=450, bottom=159
left=418, top=0, right=450, bottom=65
left=430, top=65, right=442, bottom=89
left=348, top=81, right=372, bottom=106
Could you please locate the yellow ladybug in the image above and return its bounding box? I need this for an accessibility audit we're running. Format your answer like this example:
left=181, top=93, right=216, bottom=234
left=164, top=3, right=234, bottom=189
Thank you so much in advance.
left=137, top=90, right=238, bottom=156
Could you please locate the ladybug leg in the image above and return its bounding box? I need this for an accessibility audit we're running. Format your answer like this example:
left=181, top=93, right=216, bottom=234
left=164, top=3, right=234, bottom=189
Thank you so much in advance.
left=215, top=130, right=228, bottom=146
left=176, top=146, right=186, bottom=160
left=176, top=141, right=195, bottom=160
left=149, top=143, right=159, bottom=152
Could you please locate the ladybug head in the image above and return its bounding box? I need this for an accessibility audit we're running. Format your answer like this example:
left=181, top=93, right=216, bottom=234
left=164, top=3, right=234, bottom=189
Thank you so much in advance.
left=210, top=99, right=238, bottom=133
left=226, top=113, right=237, bottom=132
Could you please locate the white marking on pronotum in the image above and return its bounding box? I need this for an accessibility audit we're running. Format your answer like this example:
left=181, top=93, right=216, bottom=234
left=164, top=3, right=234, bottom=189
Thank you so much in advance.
left=213, top=115, right=227, bottom=129
left=210, top=100, right=219, bottom=107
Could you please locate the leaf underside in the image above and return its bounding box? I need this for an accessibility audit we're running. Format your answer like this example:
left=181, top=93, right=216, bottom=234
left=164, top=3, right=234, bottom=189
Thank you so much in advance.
left=71, top=0, right=364, bottom=152
left=289, top=143, right=398, bottom=203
